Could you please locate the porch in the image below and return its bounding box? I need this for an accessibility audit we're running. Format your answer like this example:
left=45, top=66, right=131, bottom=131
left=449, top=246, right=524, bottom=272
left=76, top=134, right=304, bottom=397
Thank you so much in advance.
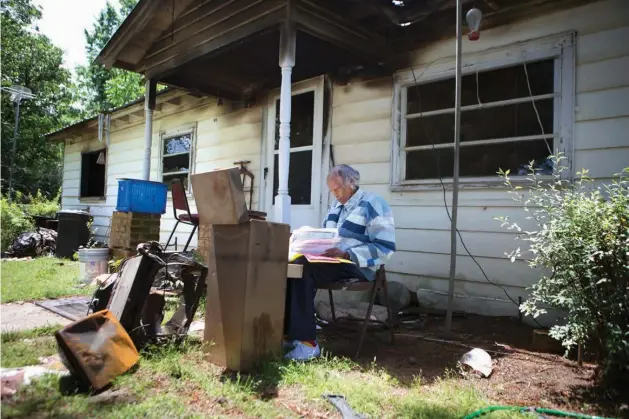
left=95, top=0, right=583, bottom=227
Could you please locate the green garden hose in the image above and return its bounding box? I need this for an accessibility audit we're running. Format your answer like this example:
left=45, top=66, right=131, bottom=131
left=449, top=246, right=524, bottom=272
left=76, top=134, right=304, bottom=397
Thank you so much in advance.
left=463, top=405, right=615, bottom=419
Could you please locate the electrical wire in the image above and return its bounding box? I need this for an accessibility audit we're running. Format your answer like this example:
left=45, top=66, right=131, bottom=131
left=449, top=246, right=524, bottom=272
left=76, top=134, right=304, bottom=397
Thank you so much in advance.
left=401, top=28, right=545, bottom=327
left=523, top=61, right=553, bottom=155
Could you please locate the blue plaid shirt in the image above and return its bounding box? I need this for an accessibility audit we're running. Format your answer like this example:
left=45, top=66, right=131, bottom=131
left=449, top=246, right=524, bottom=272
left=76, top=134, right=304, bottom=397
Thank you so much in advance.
left=323, top=187, right=396, bottom=281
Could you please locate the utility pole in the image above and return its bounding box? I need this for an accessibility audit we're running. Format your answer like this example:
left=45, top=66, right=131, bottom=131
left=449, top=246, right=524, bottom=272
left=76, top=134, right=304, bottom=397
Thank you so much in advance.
left=3, top=85, right=35, bottom=201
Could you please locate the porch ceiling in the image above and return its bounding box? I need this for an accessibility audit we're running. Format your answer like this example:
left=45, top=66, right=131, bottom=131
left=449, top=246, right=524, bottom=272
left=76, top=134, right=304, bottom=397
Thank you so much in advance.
left=97, top=0, right=597, bottom=101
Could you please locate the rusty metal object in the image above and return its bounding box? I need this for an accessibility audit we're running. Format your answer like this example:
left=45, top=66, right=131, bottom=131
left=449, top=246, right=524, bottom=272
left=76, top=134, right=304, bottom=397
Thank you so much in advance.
left=55, top=309, right=139, bottom=390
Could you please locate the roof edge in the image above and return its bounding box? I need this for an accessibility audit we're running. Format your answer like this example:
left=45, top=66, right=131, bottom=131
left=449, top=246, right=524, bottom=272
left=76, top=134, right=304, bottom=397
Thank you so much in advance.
left=45, top=87, right=177, bottom=141
left=95, top=0, right=159, bottom=69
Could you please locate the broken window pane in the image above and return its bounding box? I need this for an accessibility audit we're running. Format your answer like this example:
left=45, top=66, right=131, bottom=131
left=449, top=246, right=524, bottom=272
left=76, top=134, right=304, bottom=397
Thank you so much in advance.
left=162, top=133, right=193, bottom=190
left=80, top=150, right=106, bottom=198
left=405, top=139, right=553, bottom=179
left=404, top=59, right=555, bottom=181
left=163, top=134, right=192, bottom=155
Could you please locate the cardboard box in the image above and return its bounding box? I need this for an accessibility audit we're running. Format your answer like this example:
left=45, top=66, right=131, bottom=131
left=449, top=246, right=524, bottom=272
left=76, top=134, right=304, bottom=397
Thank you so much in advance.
left=190, top=168, right=249, bottom=225
left=200, top=220, right=290, bottom=371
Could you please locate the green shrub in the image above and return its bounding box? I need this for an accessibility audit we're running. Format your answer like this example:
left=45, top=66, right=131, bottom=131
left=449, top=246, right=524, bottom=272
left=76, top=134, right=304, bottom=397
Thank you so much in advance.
left=0, top=190, right=60, bottom=251
left=1, top=195, right=34, bottom=251
left=23, top=190, right=60, bottom=218
left=497, top=155, right=629, bottom=386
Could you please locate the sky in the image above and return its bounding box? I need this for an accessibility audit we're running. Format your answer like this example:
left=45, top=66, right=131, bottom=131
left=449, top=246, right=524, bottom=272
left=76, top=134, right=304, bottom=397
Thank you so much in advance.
left=33, top=0, right=120, bottom=71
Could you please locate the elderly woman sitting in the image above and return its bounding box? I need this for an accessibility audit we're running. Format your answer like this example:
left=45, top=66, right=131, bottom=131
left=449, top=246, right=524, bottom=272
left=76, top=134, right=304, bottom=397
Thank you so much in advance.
left=283, top=164, right=396, bottom=361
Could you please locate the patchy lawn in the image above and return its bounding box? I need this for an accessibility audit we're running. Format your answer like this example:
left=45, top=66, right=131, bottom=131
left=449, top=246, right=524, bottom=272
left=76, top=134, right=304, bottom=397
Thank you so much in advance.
left=1, top=326, right=527, bottom=419
left=1, top=325, right=61, bottom=368
left=0, top=257, right=93, bottom=303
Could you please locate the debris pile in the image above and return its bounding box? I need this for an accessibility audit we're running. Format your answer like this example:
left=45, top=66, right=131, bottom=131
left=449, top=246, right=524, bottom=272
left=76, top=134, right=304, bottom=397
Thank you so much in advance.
left=3, top=242, right=208, bottom=397
left=3, top=228, right=57, bottom=258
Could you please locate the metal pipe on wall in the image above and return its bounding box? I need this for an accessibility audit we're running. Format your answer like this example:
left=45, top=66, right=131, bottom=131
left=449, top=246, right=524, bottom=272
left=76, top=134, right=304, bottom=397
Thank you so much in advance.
left=445, top=0, right=463, bottom=332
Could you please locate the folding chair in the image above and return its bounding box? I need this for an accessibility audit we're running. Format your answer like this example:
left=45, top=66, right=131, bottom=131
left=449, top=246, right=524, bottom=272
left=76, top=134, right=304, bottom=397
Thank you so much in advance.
left=317, top=265, right=395, bottom=358
left=164, top=178, right=199, bottom=252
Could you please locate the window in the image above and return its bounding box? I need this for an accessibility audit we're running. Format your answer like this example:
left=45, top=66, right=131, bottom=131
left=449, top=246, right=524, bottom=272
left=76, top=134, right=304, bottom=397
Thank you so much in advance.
left=80, top=149, right=106, bottom=199
left=161, top=131, right=194, bottom=191
left=393, top=34, right=574, bottom=187
left=272, top=91, right=315, bottom=205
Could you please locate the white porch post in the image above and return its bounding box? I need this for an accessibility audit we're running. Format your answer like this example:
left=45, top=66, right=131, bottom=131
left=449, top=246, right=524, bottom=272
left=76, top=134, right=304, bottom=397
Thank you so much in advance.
left=142, top=79, right=157, bottom=181
left=275, top=22, right=296, bottom=224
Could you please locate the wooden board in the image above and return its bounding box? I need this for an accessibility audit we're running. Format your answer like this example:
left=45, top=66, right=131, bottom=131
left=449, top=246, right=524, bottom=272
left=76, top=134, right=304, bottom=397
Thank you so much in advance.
left=202, top=220, right=290, bottom=371
left=190, top=168, right=249, bottom=225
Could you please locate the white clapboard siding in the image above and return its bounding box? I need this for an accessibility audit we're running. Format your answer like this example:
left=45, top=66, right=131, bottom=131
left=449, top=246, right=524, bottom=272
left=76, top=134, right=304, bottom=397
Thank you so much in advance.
left=60, top=99, right=265, bottom=249
left=58, top=0, right=629, bottom=323
left=322, top=0, right=629, bottom=322
left=577, top=26, right=629, bottom=65
left=577, top=56, right=629, bottom=93
left=574, top=147, right=629, bottom=179
left=575, top=117, right=629, bottom=151
left=576, top=86, right=629, bottom=122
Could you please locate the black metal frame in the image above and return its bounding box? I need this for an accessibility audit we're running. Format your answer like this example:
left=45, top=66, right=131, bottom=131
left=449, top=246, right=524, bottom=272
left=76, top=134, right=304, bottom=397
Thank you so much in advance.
left=317, top=266, right=395, bottom=358
left=164, top=178, right=198, bottom=252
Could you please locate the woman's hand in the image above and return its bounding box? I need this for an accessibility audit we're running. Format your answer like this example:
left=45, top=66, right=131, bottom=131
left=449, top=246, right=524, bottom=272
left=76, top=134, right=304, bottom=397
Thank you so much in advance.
left=322, top=248, right=349, bottom=259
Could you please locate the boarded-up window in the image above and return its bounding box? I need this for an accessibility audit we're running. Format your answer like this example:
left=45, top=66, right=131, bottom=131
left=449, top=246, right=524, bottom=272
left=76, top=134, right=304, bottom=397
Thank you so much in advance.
left=401, top=59, right=556, bottom=181
left=162, top=132, right=193, bottom=191
left=80, top=149, right=106, bottom=198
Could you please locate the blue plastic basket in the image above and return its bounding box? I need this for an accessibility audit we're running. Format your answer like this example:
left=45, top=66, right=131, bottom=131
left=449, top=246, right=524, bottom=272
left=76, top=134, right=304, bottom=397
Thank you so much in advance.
left=116, top=179, right=168, bottom=214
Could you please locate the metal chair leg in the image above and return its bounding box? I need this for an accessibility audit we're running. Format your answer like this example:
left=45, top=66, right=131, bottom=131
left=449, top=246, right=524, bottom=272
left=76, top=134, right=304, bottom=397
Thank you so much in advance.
left=356, top=281, right=378, bottom=359
left=328, top=289, right=336, bottom=322
left=165, top=220, right=179, bottom=251
left=183, top=224, right=197, bottom=252
left=381, top=278, right=395, bottom=344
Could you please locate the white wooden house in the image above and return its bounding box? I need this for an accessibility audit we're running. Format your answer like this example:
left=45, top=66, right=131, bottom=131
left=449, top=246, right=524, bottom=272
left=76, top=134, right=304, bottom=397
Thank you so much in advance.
left=47, top=0, right=629, bottom=323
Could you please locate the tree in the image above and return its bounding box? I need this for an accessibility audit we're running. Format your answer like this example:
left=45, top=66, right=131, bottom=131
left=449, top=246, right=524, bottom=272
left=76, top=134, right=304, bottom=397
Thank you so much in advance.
left=1, top=0, right=78, bottom=197
left=75, top=0, right=144, bottom=114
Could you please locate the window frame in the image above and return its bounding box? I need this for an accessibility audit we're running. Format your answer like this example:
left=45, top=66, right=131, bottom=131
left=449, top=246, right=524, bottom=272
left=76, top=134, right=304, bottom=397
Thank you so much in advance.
left=79, top=148, right=107, bottom=201
left=159, top=125, right=197, bottom=196
left=390, top=32, right=575, bottom=190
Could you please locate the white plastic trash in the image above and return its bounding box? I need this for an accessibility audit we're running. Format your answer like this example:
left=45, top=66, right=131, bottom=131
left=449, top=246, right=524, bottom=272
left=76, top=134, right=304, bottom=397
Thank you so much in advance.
left=78, top=248, right=110, bottom=284
left=460, top=348, right=493, bottom=377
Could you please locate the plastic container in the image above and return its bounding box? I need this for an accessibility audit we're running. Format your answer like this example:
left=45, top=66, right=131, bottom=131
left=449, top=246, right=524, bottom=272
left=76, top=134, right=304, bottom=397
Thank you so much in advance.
left=116, top=179, right=168, bottom=214
left=56, top=210, right=92, bottom=259
left=78, top=247, right=110, bottom=284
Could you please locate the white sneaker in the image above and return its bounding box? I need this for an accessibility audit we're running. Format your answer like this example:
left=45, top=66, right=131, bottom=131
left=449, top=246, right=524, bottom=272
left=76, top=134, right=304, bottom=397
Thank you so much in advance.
left=284, top=341, right=321, bottom=361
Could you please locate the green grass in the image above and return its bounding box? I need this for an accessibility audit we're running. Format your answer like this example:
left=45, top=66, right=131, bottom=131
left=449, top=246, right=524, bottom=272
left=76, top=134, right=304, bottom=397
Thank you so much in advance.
left=1, top=325, right=62, bottom=368
left=0, top=327, right=527, bottom=419
left=0, top=257, right=94, bottom=303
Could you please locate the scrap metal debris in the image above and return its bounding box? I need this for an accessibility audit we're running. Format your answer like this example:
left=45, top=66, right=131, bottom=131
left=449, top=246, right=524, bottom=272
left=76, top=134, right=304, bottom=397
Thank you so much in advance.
left=86, top=242, right=207, bottom=348
left=9, top=241, right=211, bottom=394
left=323, top=394, right=368, bottom=419
left=55, top=309, right=139, bottom=391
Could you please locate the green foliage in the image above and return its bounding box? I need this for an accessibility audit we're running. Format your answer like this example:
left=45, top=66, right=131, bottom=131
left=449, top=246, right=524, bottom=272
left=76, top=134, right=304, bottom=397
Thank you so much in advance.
left=497, top=155, right=629, bottom=386
left=75, top=0, right=145, bottom=114
left=1, top=0, right=79, bottom=198
left=0, top=190, right=59, bottom=250
left=0, top=196, right=33, bottom=250
left=22, top=189, right=60, bottom=218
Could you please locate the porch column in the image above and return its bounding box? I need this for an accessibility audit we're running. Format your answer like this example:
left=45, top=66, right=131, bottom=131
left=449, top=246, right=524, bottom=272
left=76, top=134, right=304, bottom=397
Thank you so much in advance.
left=142, top=79, right=157, bottom=181
left=275, top=22, right=296, bottom=225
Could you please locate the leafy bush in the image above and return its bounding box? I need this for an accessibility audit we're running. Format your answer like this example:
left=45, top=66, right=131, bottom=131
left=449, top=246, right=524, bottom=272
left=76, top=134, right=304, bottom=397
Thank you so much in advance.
left=23, top=190, right=60, bottom=218
left=0, top=190, right=60, bottom=251
left=497, top=155, right=629, bottom=386
left=1, top=196, right=34, bottom=251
